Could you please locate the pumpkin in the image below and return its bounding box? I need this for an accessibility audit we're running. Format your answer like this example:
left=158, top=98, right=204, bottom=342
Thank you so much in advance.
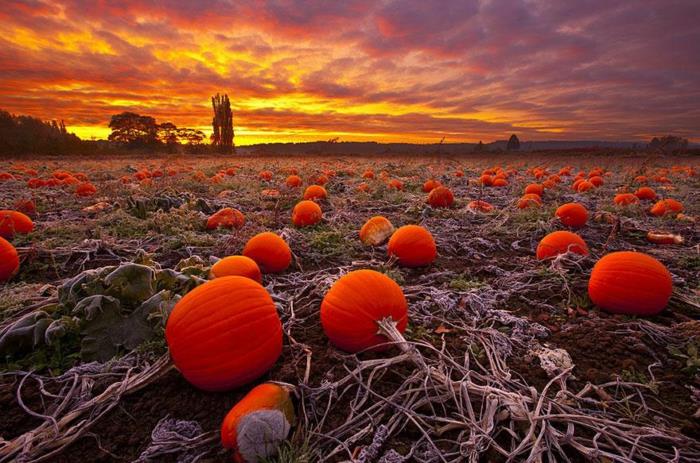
left=221, top=383, right=295, bottom=463
left=207, top=208, right=245, bottom=230
left=0, top=172, right=16, bottom=181
left=165, top=276, right=283, bottom=391
left=0, top=210, right=34, bottom=238
left=650, top=199, right=683, bottom=216
left=517, top=194, right=541, bottom=209
left=536, top=231, right=589, bottom=260
left=259, top=170, right=273, bottom=181
left=422, top=179, right=441, bottom=192
left=613, top=193, right=639, bottom=206
left=388, top=179, right=404, bottom=190
left=243, top=232, right=292, bottom=273
left=492, top=178, right=508, bottom=187
left=321, top=269, right=408, bottom=353
left=646, top=232, right=683, bottom=245
left=466, top=200, right=494, bottom=213
left=634, top=175, right=648, bottom=184
left=359, top=216, right=394, bottom=246
left=454, top=170, right=464, bottom=177
left=555, top=203, right=588, bottom=229
left=211, top=256, right=262, bottom=283
left=362, top=170, right=375, bottom=179
left=303, top=185, right=327, bottom=201
left=480, top=174, right=494, bottom=186
left=356, top=182, right=370, bottom=192
left=285, top=175, right=302, bottom=188
left=291, top=200, right=322, bottom=227
left=76, top=182, right=97, bottom=197
left=524, top=184, right=543, bottom=196
left=13, top=198, right=36, bottom=216
left=427, top=186, right=454, bottom=208
left=387, top=225, right=436, bottom=267
left=589, top=176, right=604, bottom=187
left=634, top=187, right=656, bottom=201
left=0, top=237, right=19, bottom=282
left=588, top=251, right=672, bottom=316
left=576, top=180, right=594, bottom=192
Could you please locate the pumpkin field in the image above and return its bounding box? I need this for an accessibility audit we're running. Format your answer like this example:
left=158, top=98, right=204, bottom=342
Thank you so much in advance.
left=0, top=151, right=699, bottom=462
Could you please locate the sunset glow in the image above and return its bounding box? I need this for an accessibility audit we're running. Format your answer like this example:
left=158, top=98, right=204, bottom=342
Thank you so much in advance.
left=1, top=0, right=698, bottom=144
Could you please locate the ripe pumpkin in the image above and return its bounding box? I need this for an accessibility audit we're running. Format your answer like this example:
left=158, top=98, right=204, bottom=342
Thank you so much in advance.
left=221, top=383, right=295, bottom=463
left=536, top=231, right=589, bottom=260
left=589, top=176, right=604, bottom=187
left=291, top=200, right=322, bottom=227
left=303, top=185, right=327, bottom=201
left=356, top=182, right=370, bottom=192
left=634, top=187, right=656, bottom=201
left=613, top=193, right=639, bottom=206
left=359, top=216, right=394, bottom=246
left=555, top=203, right=588, bottom=229
left=524, top=184, right=543, bottom=196
left=211, top=256, right=262, bottom=283
left=0, top=210, right=34, bottom=238
left=0, top=237, right=19, bottom=282
left=427, top=186, right=454, bottom=208
left=492, top=178, right=508, bottom=187
left=165, top=276, right=283, bottom=391
left=588, top=251, right=672, bottom=316
left=321, top=270, right=408, bottom=353
left=650, top=199, right=683, bottom=216
left=388, top=179, right=404, bottom=190
left=285, top=175, right=302, bottom=188
left=362, top=170, right=375, bottom=179
left=207, top=208, right=245, bottom=230
left=517, top=194, right=542, bottom=209
left=259, top=171, right=273, bottom=181
left=422, top=179, right=441, bottom=192
left=387, top=225, right=436, bottom=267
left=13, top=198, right=36, bottom=216
left=480, top=174, right=494, bottom=186
left=243, top=232, right=292, bottom=273
left=576, top=180, right=594, bottom=192
left=466, top=200, right=494, bottom=213
left=76, top=182, right=97, bottom=197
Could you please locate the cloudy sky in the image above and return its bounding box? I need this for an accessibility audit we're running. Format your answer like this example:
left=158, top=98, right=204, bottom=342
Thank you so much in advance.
left=1, top=0, right=698, bottom=144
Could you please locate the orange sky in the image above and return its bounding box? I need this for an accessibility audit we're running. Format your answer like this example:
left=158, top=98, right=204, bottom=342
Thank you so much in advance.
left=0, top=1, right=698, bottom=145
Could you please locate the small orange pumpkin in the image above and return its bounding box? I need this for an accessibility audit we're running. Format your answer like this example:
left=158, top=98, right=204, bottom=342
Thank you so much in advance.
left=0, top=210, right=34, bottom=238
left=75, top=182, right=97, bottom=197
left=555, top=203, right=588, bottom=229
left=321, top=269, right=408, bottom=353
left=303, top=185, right=327, bottom=201
left=243, top=232, right=292, bottom=273
left=634, top=187, right=656, bottom=201
left=388, top=179, right=404, bottom=190
left=359, top=216, right=394, bottom=246
left=291, top=200, right=322, bottom=227
left=517, top=194, right=542, bottom=209
left=422, top=179, right=441, bottom=192
left=259, top=170, right=273, bottom=181
left=387, top=225, right=436, bottom=267
left=165, top=276, right=283, bottom=391
left=466, top=200, right=494, bottom=213
left=576, top=180, right=594, bottom=192
left=211, top=256, right=262, bottom=283
left=480, top=174, right=494, bottom=186
left=427, top=186, right=454, bottom=208
left=492, top=178, right=508, bottom=187
left=650, top=199, right=683, bottom=216
left=536, top=231, right=589, bottom=260
left=524, top=184, right=543, bottom=196
left=0, top=237, right=19, bottom=282
left=588, top=251, right=672, bottom=316
left=206, top=208, right=245, bottom=230
left=285, top=175, right=302, bottom=188
left=613, top=193, right=639, bottom=206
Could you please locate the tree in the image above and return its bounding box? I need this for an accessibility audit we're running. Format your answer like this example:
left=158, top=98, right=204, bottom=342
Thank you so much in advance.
left=507, top=134, right=520, bottom=151
left=211, top=93, right=234, bottom=152
left=474, top=140, right=485, bottom=152
left=157, top=122, right=179, bottom=146
left=108, top=112, right=158, bottom=147
left=177, top=127, right=206, bottom=145
left=648, top=135, right=688, bottom=154
left=0, top=109, right=82, bottom=155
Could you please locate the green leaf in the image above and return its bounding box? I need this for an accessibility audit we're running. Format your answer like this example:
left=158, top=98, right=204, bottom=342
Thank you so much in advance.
left=104, top=263, right=156, bottom=306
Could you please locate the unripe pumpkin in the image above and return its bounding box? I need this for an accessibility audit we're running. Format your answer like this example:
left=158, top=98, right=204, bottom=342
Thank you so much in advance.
left=291, top=200, right=322, bottom=227
left=588, top=251, right=672, bottom=316
left=387, top=225, right=436, bottom=267
left=359, top=216, right=394, bottom=246
left=0, top=237, right=19, bottom=282
left=221, top=383, right=295, bottom=463
left=211, top=256, right=262, bottom=283
left=207, top=208, right=245, bottom=230
left=165, top=276, right=283, bottom=391
left=321, top=270, right=408, bottom=353
left=555, top=203, right=588, bottom=229
left=0, top=210, right=34, bottom=238
left=536, top=231, right=589, bottom=260
left=427, top=186, right=454, bottom=208
left=243, top=232, right=292, bottom=273
left=303, top=185, right=327, bottom=201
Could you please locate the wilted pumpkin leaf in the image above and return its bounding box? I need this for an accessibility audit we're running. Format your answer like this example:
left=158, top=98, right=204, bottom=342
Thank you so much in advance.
left=0, top=311, right=52, bottom=356
left=104, top=263, right=156, bottom=305
left=58, top=266, right=114, bottom=306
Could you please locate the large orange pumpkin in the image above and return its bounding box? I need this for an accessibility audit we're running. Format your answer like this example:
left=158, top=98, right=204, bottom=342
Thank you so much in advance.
left=359, top=216, right=394, bottom=246
left=650, top=199, right=683, bottom=216
left=0, top=237, right=19, bottom=282
left=243, top=232, right=292, bottom=273
left=211, top=256, right=262, bottom=283
left=221, top=383, right=295, bottom=463
left=524, top=184, right=543, bottom=196
left=291, top=200, right=322, bottom=227
left=588, top=251, right=672, bottom=316
left=427, top=186, right=454, bottom=208
left=206, top=208, right=245, bottom=230
left=536, top=231, right=589, bottom=260
left=165, top=276, right=283, bottom=391
left=321, top=270, right=408, bottom=353
left=0, top=210, right=34, bottom=238
left=555, top=203, right=588, bottom=229
left=576, top=180, right=594, bottom=192
left=387, top=225, right=436, bottom=267
left=303, top=185, right=327, bottom=201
